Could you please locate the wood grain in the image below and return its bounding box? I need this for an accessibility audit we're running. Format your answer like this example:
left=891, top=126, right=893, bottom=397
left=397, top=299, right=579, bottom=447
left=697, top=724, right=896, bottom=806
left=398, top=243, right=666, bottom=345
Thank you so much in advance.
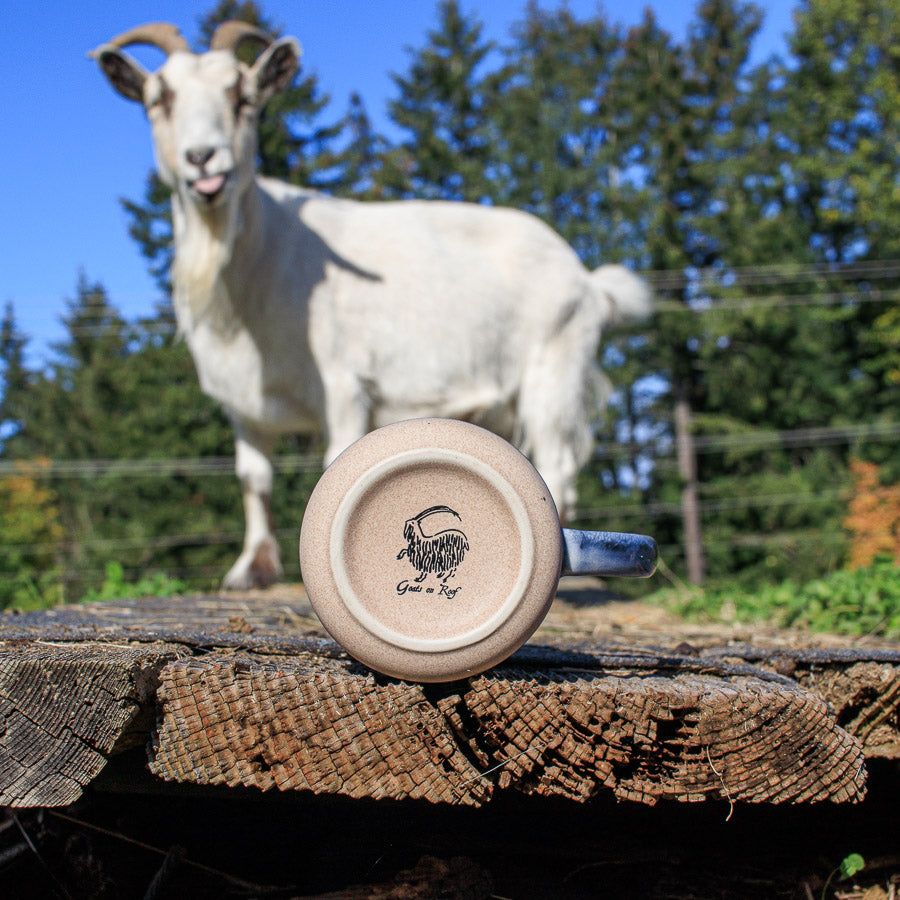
left=0, top=589, right=896, bottom=808
left=0, top=642, right=181, bottom=806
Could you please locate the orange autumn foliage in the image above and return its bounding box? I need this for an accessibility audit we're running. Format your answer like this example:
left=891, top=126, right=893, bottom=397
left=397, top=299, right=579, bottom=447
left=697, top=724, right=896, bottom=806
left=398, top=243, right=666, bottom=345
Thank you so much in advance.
left=843, top=458, right=900, bottom=569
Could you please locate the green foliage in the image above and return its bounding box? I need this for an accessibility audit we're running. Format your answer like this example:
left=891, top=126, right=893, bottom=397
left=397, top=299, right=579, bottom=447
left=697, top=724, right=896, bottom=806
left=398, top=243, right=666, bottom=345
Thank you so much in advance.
left=1, top=276, right=238, bottom=597
left=486, top=4, right=626, bottom=264
left=0, top=302, right=31, bottom=435
left=384, top=0, right=498, bottom=201
left=3, top=0, right=899, bottom=598
left=654, top=557, right=900, bottom=637
left=0, top=460, right=63, bottom=610
left=79, top=561, right=186, bottom=604
left=839, top=853, right=866, bottom=880
left=821, top=852, right=865, bottom=900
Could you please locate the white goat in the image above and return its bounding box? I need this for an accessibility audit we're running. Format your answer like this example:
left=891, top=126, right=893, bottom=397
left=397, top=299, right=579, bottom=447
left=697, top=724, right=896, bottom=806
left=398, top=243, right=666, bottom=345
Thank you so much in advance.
left=91, top=21, right=652, bottom=589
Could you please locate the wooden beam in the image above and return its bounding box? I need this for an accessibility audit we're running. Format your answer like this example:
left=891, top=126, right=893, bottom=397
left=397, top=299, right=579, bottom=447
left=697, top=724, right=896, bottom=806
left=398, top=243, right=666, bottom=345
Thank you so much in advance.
left=0, top=643, right=182, bottom=807
left=0, top=591, right=895, bottom=808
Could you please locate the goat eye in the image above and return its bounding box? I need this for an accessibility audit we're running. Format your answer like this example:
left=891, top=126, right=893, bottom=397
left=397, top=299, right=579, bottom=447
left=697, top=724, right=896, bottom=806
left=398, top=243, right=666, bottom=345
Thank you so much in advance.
left=228, top=86, right=254, bottom=117
left=148, top=81, right=174, bottom=117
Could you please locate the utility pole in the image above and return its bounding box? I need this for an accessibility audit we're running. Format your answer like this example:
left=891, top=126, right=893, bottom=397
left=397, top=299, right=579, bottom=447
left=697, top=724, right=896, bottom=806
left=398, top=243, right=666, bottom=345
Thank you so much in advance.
left=675, top=395, right=705, bottom=584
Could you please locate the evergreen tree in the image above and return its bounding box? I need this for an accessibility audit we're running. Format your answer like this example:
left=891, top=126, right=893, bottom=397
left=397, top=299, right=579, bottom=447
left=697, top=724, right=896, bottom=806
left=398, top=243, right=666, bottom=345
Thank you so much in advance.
left=323, top=93, right=398, bottom=200
left=121, top=174, right=174, bottom=296
left=766, top=0, right=900, bottom=471
left=0, top=460, right=63, bottom=609
left=0, top=303, right=30, bottom=445
left=487, top=4, right=631, bottom=266
left=0, top=304, right=61, bottom=608
left=622, top=0, right=900, bottom=584
left=585, top=0, right=847, bottom=584
left=767, top=0, right=899, bottom=264
left=384, top=0, right=498, bottom=201
left=1, top=276, right=242, bottom=598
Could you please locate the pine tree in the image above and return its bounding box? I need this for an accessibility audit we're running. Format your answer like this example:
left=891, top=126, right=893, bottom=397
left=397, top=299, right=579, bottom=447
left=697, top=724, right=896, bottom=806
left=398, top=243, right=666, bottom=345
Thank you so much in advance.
left=0, top=276, right=242, bottom=598
left=767, top=0, right=900, bottom=264
left=383, top=0, right=498, bottom=201
left=0, top=304, right=61, bottom=608
left=621, top=0, right=900, bottom=584
left=0, top=460, right=63, bottom=609
left=0, top=303, right=30, bottom=445
left=489, top=3, right=626, bottom=266
left=323, top=93, right=398, bottom=200
left=121, top=174, right=174, bottom=296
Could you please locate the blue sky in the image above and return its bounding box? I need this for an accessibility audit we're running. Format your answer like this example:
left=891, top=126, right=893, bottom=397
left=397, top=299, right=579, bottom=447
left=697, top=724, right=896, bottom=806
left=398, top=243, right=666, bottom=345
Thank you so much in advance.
left=1, top=1, right=796, bottom=365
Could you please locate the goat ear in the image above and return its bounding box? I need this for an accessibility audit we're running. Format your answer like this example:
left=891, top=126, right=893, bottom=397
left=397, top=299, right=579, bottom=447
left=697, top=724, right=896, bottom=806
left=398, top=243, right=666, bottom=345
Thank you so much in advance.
left=93, top=47, right=149, bottom=104
left=250, top=37, right=301, bottom=106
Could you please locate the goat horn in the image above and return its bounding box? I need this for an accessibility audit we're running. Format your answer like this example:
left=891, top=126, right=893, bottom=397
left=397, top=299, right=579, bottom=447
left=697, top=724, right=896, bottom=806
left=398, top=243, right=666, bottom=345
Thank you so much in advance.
left=209, top=21, right=272, bottom=53
left=412, top=506, right=462, bottom=522
left=92, top=22, right=189, bottom=56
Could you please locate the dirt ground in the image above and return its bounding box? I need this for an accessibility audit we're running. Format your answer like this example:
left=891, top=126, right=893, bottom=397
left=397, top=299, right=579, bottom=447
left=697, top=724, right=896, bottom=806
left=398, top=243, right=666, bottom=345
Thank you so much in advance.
left=1, top=580, right=898, bottom=899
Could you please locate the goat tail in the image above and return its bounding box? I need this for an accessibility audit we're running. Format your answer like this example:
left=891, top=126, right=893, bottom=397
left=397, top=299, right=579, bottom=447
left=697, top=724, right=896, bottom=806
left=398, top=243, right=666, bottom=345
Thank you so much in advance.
left=589, top=264, right=653, bottom=324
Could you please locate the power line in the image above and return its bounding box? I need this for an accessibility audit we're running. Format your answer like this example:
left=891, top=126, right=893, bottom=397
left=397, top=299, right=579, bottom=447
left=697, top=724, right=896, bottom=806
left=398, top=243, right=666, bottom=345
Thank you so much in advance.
left=689, top=421, right=900, bottom=452
left=10, top=286, right=896, bottom=341
left=9, top=259, right=900, bottom=312
left=652, top=528, right=849, bottom=557
left=573, top=487, right=851, bottom=522
left=592, top=421, right=900, bottom=461
left=0, top=487, right=867, bottom=556
left=3, top=420, right=896, bottom=479
left=0, top=454, right=324, bottom=478
left=646, top=258, right=900, bottom=290
left=654, top=288, right=899, bottom=313
left=6, top=259, right=900, bottom=334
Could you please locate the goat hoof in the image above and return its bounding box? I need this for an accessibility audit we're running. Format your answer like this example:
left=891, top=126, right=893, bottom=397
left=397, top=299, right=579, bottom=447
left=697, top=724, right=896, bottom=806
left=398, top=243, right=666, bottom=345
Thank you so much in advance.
left=223, top=542, right=282, bottom=590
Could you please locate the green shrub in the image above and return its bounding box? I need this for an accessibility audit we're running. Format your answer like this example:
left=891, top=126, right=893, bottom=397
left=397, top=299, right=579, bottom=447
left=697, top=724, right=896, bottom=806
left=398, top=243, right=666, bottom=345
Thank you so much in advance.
left=79, top=561, right=186, bottom=604
left=653, top=557, right=900, bottom=637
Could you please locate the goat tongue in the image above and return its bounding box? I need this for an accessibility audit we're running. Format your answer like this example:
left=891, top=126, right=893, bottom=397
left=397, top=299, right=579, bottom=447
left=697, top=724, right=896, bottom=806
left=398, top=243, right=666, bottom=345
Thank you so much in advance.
left=193, top=174, right=226, bottom=196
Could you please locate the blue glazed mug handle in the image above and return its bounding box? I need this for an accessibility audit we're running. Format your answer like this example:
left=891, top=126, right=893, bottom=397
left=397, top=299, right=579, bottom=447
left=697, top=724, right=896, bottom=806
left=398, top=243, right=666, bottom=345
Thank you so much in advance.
left=561, top=529, right=658, bottom=578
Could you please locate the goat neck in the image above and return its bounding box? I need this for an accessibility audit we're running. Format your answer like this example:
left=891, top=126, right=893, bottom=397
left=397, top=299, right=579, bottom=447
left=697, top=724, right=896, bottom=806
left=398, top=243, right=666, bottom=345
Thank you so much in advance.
left=170, top=160, right=277, bottom=337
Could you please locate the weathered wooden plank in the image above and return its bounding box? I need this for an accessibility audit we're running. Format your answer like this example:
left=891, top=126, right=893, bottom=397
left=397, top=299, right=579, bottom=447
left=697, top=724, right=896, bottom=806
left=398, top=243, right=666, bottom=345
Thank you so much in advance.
left=1, top=588, right=896, bottom=808
left=145, top=650, right=866, bottom=806
left=718, top=648, right=900, bottom=760
left=0, top=642, right=183, bottom=807
left=149, top=655, right=490, bottom=805
left=442, top=668, right=866, bottom=805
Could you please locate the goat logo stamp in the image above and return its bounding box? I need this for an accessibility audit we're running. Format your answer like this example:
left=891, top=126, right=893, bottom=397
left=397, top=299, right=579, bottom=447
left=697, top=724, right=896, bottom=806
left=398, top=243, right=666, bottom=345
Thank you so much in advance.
left=396, top=506, right=469, bottom=598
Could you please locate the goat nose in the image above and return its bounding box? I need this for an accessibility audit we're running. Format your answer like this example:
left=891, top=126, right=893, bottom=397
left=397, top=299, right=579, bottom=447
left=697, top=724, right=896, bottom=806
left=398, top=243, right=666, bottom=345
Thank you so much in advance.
left=186, top=146, right=216, bottom=168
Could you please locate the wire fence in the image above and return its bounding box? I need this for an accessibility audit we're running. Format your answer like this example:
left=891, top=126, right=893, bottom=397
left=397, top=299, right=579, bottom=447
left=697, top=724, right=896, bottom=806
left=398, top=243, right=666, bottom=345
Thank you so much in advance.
left=2, top=259, right=896, bottom=584
left=2, top=420, right=896, bottom=480
left=15, top=527, right=855, bottom=588
left=6, top=258, right=899, bottom=341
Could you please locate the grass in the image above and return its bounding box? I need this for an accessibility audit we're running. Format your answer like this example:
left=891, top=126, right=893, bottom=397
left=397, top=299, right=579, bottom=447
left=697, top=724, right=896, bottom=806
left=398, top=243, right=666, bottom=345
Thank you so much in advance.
left=78, top=561, right=186, bottom=604
left=651, top=556, right=900, bottom=638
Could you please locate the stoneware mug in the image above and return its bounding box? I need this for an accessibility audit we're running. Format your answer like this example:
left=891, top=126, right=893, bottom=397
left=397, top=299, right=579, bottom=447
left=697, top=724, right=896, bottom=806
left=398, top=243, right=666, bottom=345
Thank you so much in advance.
left=299, top=418, right=657, bottom=682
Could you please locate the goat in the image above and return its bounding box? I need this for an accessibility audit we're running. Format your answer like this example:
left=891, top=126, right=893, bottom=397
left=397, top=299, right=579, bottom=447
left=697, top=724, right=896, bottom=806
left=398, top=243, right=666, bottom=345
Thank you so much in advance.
left=91, top=21, right=652, bottom=589
left=398, top=506, right=470, bottom=584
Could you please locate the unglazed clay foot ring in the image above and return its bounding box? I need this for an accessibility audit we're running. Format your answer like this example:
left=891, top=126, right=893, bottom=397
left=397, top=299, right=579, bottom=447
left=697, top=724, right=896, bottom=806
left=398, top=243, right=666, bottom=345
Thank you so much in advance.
left=299, top=419, right=657, bottom=682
